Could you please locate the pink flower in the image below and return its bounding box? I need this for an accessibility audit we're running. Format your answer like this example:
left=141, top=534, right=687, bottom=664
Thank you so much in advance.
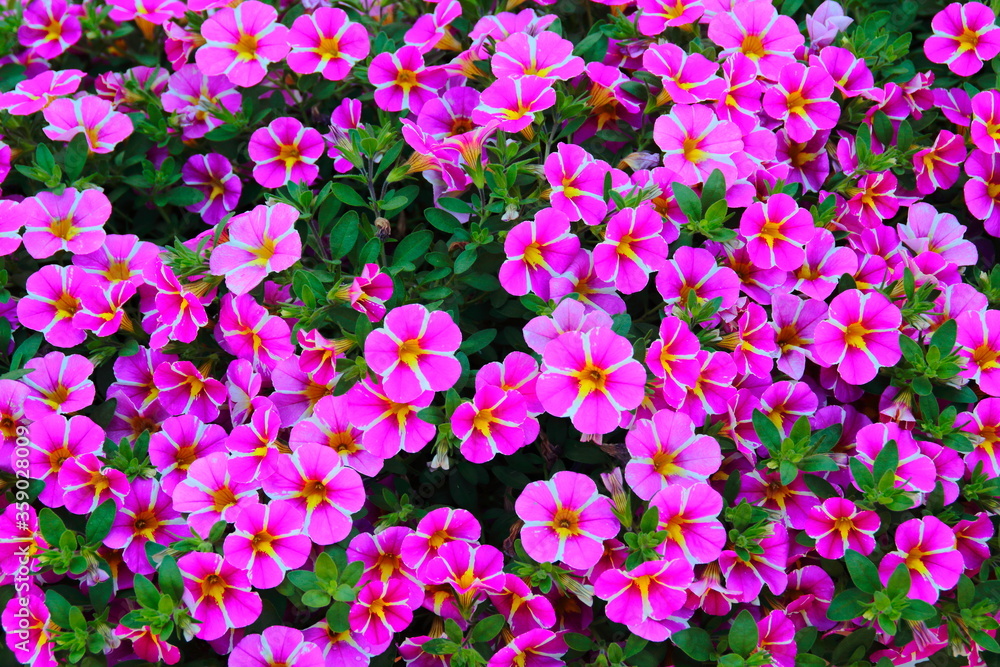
left=162, top=65, right=242, bottom=141
left=472, top=76, right=557, bottom=133
left=26, top=414, right=102, bottom=508
left=913, top=130, right=966, bottom=195
left=544, top=143, right=610, bottom=226
left=262, top=443, right=365, bottom=545
left=625, top=409, right=721, bottom=500
left=956, top=309, right=1000, bottom=396
left=248, top=117, right=325, bottom=189
left=287, top=8, right=370, bottom=80
left=345, top=263, right=393, bottom=323
left=154, top=360, right=227, bottom=422
left=491, top=31, right=584, bottom=81
left=594, top=559, right=694, bottom=641
left=638, top=0, right=706, bottom=32
left=146, top=262, right=211, bottom=348
left=452, top=386, right=529, bottom=463
left=20, top=187, right=110, bottom=259
left=648, top=482, right=726, bottom=564
left=182, top=154, right=242, bottom=225
left=488, top=629, right=567, bottom=667
left=499, top=207, right=580, bottom=297
left=108, top=0, right=185, bottom=24
left=17, top=265, right=98, bottom=347
left=217, top=293, right=294, bottom=372
left=22, top=351, right=95, bottom=420
left=42, top=95, right=133, bottom=154
left=291, top=394, right=382, bottom=476
left=18, top=0, right=82, bottom=59
left=209, top=203, right=302, bottom=295
left=854, top=423, right=937, bottom=497
left=58, top=453, right=129, bottom=514
left=400, top=507, right=481, bottom=576
left=707, top=1, right=804, bottom=80
left=364, top=304, right=462, bottom=403
left=148, top=415, right=227, bottom=495
left=0, top=69, right=85, bottom=116
left=813, top=289, right=902, bottom=385
left=231, top=627, right=323, bottom=667
left=643, top=43, right=725, bottom=105
left=347, top=377, right=436, bottom=457
left=654, top=104, right=744, bottom=185
left=803, top=497, right=879, bottom=559
left=515, top=471, right=620, bottom=570
left=178, top=551, right=262, bottom=640
left=739, top=193, right=815, bottom=271
left=656, top=246, right=741, bottom=310
left=195, top=0, right=291, bottom=87
left=368, top=46, right=447, bottom=113
left=878, top=516, right=963, bottom=604
left=761, top=63, right=839, bottom=143
left=593, top=205, right=668, bottom=294
left=719, top=523, right=789, bottom=603
left=965, top=149, right=1000, bottom=235
left=222, top=503, right=312, bottom=590
left=925, top=2, right=1000, bottom=76
left=537, top=327, right=646, bottom=435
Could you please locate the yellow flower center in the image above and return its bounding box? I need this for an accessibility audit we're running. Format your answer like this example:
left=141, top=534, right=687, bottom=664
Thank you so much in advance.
left=740, top=34, right=767, bottom=59
left=317, top=36, right=341, bottom=59
left=843, top=322, right=869, bottom=348
left=234, top=33, right=259, bottom=60
left=551, top=507, right=582, bottom=537
left=398, top=339, right=423, bottom=366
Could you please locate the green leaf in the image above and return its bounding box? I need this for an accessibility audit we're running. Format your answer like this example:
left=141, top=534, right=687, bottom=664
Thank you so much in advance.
left=671, top=182, right=701, bottom=223
left=329, top=211, right=360, bottom=258
left=165, top=186, right=204, bottom=207
left=392, top=230, right=433, bottom=268
left=729, top=609, right=758, bottom=658
left=333, top=583, right=357, bottom=602
left=11, top=334, right=42, bottom=371
left=341, top=560, right=365, bottom=586
left=701, top=169, right=727, bottom=210
left=930, top=318, right=957, bottom=354
left=157, top=555, right=184, bottom=602
left=624, top=634, right=648, bottom=659
left=314, top=552, right=338, bottom=582
left=426, top=208, right=464, bottom=234
left=565, top=632, right=593, bottom=652
left=886, top=563, right=911, bottom=598
left=302, top=590, right=333, bottom=607
left=752, top=410, right=782, bottom=453
left=845, top=549, right=880, bottom=593
left=871, top=439, right=898, bottom=484
left=901, top=600, right=937, bottom=621
left=872, top=111, right=894, bottom=146
left=453, top=248, right=478, bottom=275
left=898, top=334, right=925, bottom=367
left=64, top=134, right=89, bottom=182
left=422, top=638, right=461, bottom=656
left=438, top=197, right=473, bottom=214
left=85, top=500, right=117, bottom=545
left=460, top=329, right=496, bottom=356
left=470, top=614, right=506, bottom=643
left=38, top=508, right=67, bottom=546
left=358, top=237, right=381, bottom=266
left=330, top=182, right=368, bottom=208
left=827, top=589, right=872, bottom=621
left=830, top=627, right=875, bottom=665
left=45, top=590, right=73, bottom=629
left=639, top=506, right=660, bottom=533
left=134, top=574, right=162, bottom=609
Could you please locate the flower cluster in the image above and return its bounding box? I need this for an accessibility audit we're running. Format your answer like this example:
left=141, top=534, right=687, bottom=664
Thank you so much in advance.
left=2, top=1, right=1000, bottom=667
